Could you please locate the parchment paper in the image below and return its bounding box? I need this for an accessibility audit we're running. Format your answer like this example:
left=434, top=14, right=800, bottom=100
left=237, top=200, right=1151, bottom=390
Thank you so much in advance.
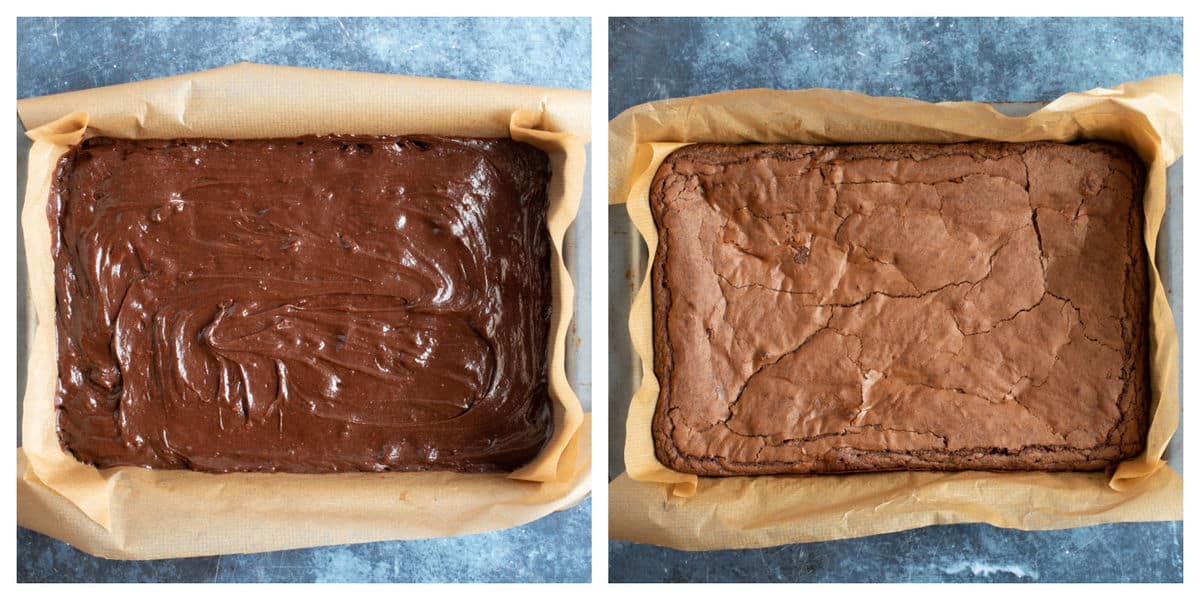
left=17, top=63, right=591, bottom=559
left=609, top=75, right=1182, bottom=550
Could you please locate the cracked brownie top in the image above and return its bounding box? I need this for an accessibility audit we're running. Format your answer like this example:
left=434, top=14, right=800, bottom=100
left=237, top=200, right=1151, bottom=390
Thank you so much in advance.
left=649, top=142, right=1148, bottom=476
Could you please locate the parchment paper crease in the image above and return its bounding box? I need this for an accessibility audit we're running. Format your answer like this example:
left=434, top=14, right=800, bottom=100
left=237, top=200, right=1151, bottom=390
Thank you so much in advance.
left=18, top=62, right=591, bottom=559
left=609, top=75, right=1182, bottom=550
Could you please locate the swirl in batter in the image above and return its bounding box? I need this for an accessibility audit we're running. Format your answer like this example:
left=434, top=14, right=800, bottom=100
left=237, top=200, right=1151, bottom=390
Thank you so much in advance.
left=51, top=135, right=552, bottom=473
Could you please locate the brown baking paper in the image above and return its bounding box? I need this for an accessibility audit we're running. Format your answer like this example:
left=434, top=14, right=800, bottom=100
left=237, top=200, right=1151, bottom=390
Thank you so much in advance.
left=18, top=63, right=591, bottom=559
left=610, top=75, right=1182, bottom=550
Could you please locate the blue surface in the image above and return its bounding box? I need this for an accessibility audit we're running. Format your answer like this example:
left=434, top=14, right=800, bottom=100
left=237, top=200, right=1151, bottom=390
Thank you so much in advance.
left=609, top=17, right=1182, bottom=117
left=19, top=498, right=590, bottom=583
left=610, top=521, right=1182, bottom=583
left=608, top=16, right=1183, bottom=583
left=19, top=16, right=589, bottom=98
left=16, top=16, right=591, bottom=583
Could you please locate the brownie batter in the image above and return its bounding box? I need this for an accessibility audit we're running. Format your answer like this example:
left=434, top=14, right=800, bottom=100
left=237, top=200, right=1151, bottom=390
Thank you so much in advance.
left=650, top=142, right=1148, bottom=476
left=50, top=135, right=552, bottom=473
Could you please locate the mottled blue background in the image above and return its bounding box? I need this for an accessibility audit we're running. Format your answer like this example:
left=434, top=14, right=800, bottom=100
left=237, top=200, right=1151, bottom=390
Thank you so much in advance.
left=17, top=16, right=591, bottom=583
left=609, top=17, right=1182, bottom=117
left=19, top=498, right=591, bottom=582
left=610, top=521, right=1182, bottom=583
left=608, top=16, right=1183, bottom=583
left=19, top=17, right=589, bottom=98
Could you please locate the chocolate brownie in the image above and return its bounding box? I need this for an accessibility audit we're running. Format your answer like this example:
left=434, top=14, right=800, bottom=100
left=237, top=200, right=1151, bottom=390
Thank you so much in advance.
left=650, top=142, right=1148, bottom=476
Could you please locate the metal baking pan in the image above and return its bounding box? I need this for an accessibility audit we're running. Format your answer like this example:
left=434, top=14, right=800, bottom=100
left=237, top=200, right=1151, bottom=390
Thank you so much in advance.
left=608, top=103, right=1182, bottom=480
left=16, top=134, right=593, bottom=445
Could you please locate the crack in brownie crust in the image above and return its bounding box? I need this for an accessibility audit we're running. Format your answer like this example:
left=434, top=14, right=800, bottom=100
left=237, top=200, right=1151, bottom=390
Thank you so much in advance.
left=649, top=142, right=1149, bottom=476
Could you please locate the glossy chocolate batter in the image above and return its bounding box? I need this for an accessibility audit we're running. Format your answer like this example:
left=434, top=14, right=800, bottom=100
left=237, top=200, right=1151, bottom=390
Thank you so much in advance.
left=50, top=135, right=553, bottom=473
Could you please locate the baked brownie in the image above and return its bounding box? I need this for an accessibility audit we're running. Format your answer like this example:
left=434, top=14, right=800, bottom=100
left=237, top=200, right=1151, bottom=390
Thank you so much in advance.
left=50, top=135, right=552, bottom=473
left=650, top=142, right=1148, bottom=476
